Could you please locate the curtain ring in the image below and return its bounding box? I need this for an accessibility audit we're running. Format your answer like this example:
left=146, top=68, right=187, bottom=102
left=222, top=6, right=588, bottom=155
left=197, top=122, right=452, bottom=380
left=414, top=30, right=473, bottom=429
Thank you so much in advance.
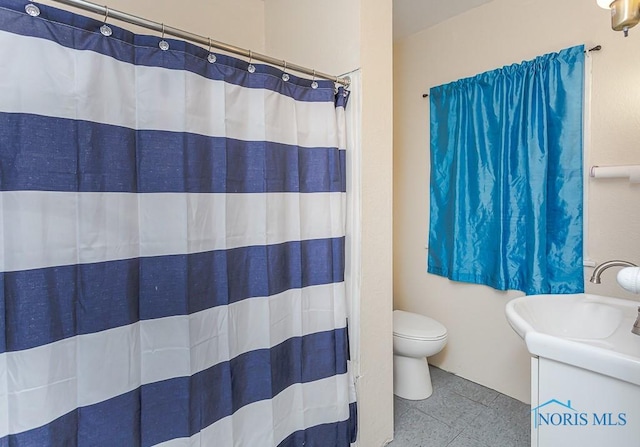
left=25, top=3, right=41, bottom=16
left=247, top=50, right=256, bottom=73
left=159, top=23, right=169, bottom=50
left=100, top=5, right=112, bottom=36
left=311, top=69, right=318, bottom=89
left=282, top=61, right=289, bottom=82
left=207, top=37, right=216, bottom=63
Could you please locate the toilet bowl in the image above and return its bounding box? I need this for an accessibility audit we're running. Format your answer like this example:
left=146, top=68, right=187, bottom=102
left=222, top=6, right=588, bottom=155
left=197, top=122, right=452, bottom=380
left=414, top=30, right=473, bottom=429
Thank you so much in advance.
left=393, top=310, right=447, bottom=400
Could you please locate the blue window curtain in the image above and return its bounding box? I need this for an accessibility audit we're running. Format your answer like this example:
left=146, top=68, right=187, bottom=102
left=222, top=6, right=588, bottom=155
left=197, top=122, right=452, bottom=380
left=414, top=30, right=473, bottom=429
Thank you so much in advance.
left=428, top=45, right=585, bottom=295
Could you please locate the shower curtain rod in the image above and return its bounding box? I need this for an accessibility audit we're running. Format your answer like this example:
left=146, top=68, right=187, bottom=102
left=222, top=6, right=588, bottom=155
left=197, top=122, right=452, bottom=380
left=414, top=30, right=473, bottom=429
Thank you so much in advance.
left=47, top=0, right=351, bottom=87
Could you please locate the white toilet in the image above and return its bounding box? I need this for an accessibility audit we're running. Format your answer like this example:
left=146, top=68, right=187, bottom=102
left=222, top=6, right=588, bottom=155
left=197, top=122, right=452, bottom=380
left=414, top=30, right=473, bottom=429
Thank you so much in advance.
left=393, top=310, right=448, bottom=400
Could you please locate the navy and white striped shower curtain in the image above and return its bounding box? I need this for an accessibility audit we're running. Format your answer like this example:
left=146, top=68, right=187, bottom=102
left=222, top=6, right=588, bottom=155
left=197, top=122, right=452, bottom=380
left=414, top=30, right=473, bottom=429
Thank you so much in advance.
left=0, top=1, right=356, bottom=445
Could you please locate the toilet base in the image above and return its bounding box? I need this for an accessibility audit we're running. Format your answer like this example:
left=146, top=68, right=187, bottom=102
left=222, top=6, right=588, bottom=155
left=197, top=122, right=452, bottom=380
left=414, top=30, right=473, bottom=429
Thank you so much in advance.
left=393, top=354, right=433, bottom=400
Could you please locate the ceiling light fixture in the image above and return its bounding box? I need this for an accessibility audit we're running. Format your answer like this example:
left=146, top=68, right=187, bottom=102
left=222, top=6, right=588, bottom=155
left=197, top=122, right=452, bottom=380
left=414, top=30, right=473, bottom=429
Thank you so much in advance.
left=597, top=0, right=640, bottom=36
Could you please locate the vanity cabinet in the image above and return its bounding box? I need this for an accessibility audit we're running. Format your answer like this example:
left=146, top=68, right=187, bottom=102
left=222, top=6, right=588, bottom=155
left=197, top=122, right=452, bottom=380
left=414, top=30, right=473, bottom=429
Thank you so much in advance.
left=531, top=357, right=640, bottom=446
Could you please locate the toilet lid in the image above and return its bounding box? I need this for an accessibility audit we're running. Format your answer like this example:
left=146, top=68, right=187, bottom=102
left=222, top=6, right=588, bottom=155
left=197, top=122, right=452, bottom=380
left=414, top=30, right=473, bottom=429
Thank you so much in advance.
left=393, top=310, right=447, bottom=340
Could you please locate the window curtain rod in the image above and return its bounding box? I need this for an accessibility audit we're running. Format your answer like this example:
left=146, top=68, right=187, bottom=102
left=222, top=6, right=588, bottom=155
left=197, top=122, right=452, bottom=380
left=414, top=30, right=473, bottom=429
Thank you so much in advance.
left=46, top=0, right=351, bottom=87
left=420, top=44, right=602, bottom=98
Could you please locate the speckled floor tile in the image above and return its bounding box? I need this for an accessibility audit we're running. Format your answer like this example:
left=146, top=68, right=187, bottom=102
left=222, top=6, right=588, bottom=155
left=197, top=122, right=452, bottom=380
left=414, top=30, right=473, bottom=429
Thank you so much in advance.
left=447, top=375, right=499, bottom=406
left=445, top=434, right=492, bottom=447
left=391, top=407, right=457, bottom=447
left=458, top=404, right=529, bottom=447
left=489, top=393, right=531, bottom=420
left=394, top=395, right=413, bottom=426
left=388, top=366, right=531, bottom=447
left=410, top=386, right=486, bottom=431
left=429, top=365, right=461, bottom=388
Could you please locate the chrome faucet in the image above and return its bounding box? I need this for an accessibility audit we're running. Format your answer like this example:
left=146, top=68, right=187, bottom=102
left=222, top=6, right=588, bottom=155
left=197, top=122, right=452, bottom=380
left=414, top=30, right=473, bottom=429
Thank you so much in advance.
left=590, top=260, right=640, bottom=337
left=633, top=308, right=640, bottom=336
left=589, top=260, right=638, bottom=284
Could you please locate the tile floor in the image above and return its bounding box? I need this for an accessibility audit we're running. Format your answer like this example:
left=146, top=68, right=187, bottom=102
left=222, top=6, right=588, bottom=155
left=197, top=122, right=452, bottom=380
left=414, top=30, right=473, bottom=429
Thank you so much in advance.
left=388, top=366, right=531, bottom=447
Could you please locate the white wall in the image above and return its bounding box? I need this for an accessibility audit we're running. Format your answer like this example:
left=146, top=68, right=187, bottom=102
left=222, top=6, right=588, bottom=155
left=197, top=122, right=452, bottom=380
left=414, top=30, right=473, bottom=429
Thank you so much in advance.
left=394, top=0, right=640, bottom=405
left=38, top=0, right=266, bottom=51
left=265, top=1, right=394, bottom=446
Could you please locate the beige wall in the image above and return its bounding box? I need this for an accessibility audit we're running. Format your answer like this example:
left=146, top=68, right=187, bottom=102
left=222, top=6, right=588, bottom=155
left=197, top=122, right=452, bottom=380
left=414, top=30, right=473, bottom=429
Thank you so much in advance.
left=357, top=2, right=394, bottom=445
left=265, top=1, right=394, bottom=446
left=39, top=0, right=266, bottom=51
left=264, top=0, right=360, bottom=76
left=394, top=0, right=640, bottom=405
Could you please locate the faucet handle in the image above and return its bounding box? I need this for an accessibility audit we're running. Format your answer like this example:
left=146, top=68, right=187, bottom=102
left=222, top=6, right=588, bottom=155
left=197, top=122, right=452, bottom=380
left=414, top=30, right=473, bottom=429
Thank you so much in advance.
left=617, top=267, right=640, bottom=294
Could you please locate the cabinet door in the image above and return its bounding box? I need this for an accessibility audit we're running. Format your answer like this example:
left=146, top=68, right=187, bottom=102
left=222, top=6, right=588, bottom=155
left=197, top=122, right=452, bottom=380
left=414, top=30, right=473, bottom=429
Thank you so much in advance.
left=534, top=358, right=640, bottom=447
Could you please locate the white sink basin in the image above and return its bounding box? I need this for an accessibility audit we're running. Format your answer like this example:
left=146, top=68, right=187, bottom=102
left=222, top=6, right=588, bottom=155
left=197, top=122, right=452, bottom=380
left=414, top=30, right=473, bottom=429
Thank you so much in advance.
left=506, top=293, right=640, bottom=386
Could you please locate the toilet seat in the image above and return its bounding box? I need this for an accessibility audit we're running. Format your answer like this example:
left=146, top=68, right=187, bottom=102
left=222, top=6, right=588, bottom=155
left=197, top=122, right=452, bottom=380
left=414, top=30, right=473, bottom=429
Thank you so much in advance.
left=393, top=310, right=447, bottom=341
